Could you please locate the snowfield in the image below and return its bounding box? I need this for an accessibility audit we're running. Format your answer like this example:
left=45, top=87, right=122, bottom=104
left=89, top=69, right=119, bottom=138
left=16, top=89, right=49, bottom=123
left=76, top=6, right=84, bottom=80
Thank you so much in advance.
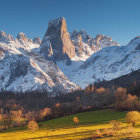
left=57, top=37, right=140, bottom=88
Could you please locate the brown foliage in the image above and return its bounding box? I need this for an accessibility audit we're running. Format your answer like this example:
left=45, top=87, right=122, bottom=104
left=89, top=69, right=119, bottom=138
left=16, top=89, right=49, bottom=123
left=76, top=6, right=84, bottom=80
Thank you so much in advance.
left=35, top=107, right=52, bottom=121
left=115, top=87, right=139, bottom=111
left=25, top=111, right=35, bottom=121
left=73, top=117, right=79, bottom=124
left=109, top=120, right=121, bottom=130
left=2, top=113, right=12, bottom=129
left=55, top=103, right=61, bottom=108
left=11, top=110, right=23, bottom=126
left=96, top=87, right=108, bottom=93
left=27, top=120, right=38, bottom=132
left=93, top=130, right=103, bottom=139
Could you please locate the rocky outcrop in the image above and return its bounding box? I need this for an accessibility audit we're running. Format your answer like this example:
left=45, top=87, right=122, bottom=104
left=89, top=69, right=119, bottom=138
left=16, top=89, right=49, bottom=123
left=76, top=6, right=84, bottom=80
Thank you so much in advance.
left=0, top=31, right=13, bottom=42
left=40, top=17, right=75, bottom=61
left=33, top=37, right=42, bottom=44
left=17, top=32, right=29, bottom=42
left=70, top=30, right=119, bottom=60
left=70, top=30, right=96, bottom=58
left=136, top=43, right=140, bottom=50
left=6, top=55, right=29, bottom=88
left=94, top=34, right=119, bottom=48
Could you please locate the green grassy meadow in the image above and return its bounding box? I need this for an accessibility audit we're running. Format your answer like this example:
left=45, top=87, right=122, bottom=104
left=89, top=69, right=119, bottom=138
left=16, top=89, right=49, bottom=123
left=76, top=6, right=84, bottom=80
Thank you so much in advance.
left=1, top=110, right=140, bottom=140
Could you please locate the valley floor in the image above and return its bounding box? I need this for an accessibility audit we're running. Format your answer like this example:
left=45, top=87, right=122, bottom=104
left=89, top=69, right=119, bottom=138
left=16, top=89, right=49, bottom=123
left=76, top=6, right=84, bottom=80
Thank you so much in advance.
left=1, top=110, right=140, bottom=140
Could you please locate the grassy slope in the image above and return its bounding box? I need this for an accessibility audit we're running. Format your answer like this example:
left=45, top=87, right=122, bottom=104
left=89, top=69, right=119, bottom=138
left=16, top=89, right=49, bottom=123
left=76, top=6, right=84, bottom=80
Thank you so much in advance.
left=0, top=110, right=131, bottom=140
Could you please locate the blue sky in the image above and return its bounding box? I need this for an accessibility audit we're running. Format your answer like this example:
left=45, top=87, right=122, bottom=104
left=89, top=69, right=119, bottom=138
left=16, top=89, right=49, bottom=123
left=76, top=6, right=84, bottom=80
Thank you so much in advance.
left=0, top=0, right=140, bottom=45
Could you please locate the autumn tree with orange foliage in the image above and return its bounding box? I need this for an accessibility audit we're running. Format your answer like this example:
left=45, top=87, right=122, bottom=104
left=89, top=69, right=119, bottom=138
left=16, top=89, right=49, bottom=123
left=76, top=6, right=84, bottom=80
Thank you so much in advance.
left=73, top=117, right=79, bottom=124
left=126, top=111, right=140, bottom=127
left=27, top=120, right=38, bottom=133
left=11, top=110, right=23, bottom=126
left=115, top=87, right=139, bottom=111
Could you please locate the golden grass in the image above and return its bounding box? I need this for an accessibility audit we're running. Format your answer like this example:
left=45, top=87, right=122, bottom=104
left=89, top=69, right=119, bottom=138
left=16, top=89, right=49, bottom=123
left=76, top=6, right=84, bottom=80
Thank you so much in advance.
left=1, top=110, right=140, bottom=140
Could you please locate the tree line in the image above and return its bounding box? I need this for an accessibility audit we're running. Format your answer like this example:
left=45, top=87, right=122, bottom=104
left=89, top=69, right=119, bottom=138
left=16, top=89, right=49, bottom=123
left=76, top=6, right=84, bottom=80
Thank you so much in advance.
left=0, top=80, right=139, bottom=131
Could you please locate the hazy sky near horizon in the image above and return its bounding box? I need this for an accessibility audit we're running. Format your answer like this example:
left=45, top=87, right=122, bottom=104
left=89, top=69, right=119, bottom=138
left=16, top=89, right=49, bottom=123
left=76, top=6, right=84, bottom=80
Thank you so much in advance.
left=0, top=0, right=140, bottom=45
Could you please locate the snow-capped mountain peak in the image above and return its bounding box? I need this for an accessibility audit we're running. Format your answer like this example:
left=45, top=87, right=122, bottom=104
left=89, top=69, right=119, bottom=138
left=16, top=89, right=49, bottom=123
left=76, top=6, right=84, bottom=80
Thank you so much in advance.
left=0, top=17, right=139, bottom=95
left=65, top=36, right=140, bottom=88
left=40, top=17, right=75, bottom=62
left=0, top=29, right=79, bottom=94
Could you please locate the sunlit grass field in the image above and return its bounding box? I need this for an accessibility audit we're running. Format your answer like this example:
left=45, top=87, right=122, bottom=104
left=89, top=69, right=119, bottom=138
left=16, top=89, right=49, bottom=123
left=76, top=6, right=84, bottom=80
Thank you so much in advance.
left=1, top=110, right=140, bottom=140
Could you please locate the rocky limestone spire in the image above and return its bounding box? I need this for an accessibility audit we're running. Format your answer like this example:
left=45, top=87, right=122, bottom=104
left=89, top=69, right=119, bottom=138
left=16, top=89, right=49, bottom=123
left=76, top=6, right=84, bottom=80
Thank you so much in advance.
left=40, top=17, right=75, bottom=61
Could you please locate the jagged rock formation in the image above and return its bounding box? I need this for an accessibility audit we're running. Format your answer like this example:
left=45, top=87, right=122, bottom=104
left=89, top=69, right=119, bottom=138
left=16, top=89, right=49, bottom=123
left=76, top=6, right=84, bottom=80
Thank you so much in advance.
left=40, top=17, right=75, bottom=61
left=70, top=30, right=119, bottom=60
left=0, top=31, right=13, bottom=42
left=40, top=18, right=119, bottom=62
left=17, top=32, right=29, bottom=41
left=94, top=34, right=118, bottom=48
left=33, top=37, right=42, bottom=44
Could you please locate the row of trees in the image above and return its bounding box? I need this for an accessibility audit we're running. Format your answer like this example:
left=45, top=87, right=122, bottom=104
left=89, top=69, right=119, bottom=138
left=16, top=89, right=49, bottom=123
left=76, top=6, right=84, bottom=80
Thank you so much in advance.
left=0, top=81, right=139, bottom=131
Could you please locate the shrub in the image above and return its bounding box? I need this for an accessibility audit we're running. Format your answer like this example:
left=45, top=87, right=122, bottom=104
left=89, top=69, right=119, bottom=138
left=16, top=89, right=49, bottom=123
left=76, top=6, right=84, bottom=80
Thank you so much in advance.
left=93, top=130, right=102, bottom=139
left=109, top=120, right=121, bottom=130
left=27, top=120, right=38, bottom=132
left=102, top=128, right=116, bottom=136
left=73, top=117, right=79, bottom=124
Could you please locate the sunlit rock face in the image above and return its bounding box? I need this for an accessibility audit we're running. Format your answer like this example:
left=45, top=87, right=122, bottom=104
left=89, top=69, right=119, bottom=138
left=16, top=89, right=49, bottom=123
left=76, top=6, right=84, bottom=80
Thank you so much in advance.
left=40, top=17, right=75, bottom=61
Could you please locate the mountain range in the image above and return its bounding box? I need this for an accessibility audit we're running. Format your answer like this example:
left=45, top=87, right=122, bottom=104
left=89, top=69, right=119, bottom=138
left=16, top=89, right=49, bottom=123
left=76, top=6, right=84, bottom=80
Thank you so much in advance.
left=0, top=17, right=139, bottom=94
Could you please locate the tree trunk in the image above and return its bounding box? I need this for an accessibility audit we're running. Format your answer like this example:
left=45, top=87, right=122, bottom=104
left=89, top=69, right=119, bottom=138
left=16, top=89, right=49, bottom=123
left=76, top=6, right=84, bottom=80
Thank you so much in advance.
left=132, top=122, right=135, bottom=127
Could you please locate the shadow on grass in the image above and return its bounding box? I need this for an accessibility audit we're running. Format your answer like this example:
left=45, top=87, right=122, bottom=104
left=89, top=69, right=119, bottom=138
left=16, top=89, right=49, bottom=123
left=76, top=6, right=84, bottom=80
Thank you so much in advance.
left=23, top=129, right=95, bottom=140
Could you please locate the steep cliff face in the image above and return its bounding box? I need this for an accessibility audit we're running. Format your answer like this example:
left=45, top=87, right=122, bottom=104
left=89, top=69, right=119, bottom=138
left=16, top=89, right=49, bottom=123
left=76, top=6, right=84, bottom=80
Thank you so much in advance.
left=40, top=17, right=75, bottom=61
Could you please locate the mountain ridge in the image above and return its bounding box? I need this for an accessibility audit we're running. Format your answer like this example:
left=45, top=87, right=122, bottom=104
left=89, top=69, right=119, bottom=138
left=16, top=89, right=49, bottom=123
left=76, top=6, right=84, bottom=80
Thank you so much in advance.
left=0, top=17, right=139, bottom=94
